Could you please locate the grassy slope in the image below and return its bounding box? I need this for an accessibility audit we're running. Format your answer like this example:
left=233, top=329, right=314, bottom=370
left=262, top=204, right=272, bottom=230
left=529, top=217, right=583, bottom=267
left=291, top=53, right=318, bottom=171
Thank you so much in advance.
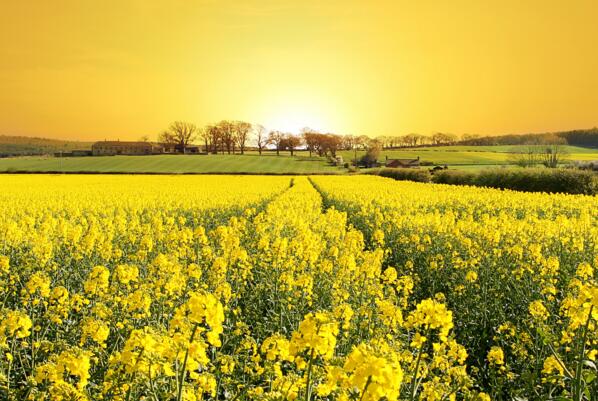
left=0, top=154, right=343, bottom=174
left=0, top=135, right=93, bottom=155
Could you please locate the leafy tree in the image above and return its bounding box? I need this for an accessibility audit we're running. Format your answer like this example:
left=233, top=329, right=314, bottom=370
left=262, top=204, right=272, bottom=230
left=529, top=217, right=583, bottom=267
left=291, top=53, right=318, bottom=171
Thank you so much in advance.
left=301, top=128, right=321, bottom=157
left=321, top=133, right=343, bottom=157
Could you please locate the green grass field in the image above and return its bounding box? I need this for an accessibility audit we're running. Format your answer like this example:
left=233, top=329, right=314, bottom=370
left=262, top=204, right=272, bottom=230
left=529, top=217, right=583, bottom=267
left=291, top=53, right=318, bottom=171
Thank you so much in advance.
left=0, top=145, right=596, bottom=174
left=339, top=145, right=598, bottom=167
left=0, top=154, right=343, bottom=174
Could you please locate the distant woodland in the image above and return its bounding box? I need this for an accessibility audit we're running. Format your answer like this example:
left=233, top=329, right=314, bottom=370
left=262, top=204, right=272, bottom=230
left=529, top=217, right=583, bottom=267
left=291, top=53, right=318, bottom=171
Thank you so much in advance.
left=458, top=128, right=598, bottom=147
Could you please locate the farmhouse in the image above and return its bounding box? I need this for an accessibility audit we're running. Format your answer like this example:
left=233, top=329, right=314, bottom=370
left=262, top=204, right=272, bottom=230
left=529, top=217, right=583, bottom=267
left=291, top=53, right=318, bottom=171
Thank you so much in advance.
left=385, top=156, right=420, bottom=168
left=91, top=141, right=163, bottom=156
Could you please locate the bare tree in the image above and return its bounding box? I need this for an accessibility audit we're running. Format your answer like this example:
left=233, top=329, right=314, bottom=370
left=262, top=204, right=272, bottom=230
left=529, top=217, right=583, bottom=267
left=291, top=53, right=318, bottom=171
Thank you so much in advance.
left=342, top=135, right=356, bottom=151
left=388, top=136, right=402, bottom=148
left=206, top=124, right=223, bottom=154
left=510, top=135, right=568, bottom=168
left=139, top=135, right=150, bottom=142
left=268, top=130, right=284, bottom=155
left=356, top=135, right=370, bottom=149
left=432, top=133, right=444, bottom=145
left=462, top=133, right=480, bottom=141
left=254, top=124, right=268, bottom=155
left=541, top=136, right=568, bottom=168
left=403, top=133, right=419, bottom=147
left=215, top=120, right=235, bottom=154
left=283, top=134, right=303, bottom=156
left=199, top=126, right=213, bottom=153
left=159, top=121, right=197, bottom=152
left=234, top=121, right=252, bottom=154
left=342, top=135, right=358, bottom=163
left=510, top=145, right=542, bottom=167
left=375, top=136, right=388, bottom=149
left=431, top=132, right=458, bottom=145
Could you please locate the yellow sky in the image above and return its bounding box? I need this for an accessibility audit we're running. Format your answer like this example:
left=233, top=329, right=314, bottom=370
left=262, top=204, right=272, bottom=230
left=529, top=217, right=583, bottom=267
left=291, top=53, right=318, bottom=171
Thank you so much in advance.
left=1, top=0, right=597, bottom=141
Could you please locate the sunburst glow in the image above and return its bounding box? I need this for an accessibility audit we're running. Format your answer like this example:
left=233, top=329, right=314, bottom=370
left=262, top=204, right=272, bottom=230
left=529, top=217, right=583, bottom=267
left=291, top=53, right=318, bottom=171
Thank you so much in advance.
left=264, top=105, right=329, bottom=134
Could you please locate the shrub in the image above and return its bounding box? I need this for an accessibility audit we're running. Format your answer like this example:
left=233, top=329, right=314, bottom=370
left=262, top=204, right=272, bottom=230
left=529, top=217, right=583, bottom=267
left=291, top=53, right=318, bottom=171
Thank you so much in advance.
left=432, top=168, right=597, bottom=195
left=431, top=169, right=477, bottom=185
left=573, top=160, right=598, bottom=171
left=359, top=150, right=381, bottom=168
left=364, top=167, right=431, bottom=183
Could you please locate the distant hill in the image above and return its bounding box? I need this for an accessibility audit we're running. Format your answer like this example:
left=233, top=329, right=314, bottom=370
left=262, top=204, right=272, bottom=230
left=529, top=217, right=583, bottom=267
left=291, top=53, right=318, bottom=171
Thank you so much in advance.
left=0, top=135, right=93, bottom=156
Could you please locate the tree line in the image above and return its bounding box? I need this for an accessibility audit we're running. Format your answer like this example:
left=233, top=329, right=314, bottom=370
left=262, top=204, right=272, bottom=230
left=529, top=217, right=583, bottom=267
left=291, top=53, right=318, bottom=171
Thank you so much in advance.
left=156, top=121, right=472, bottom=156
left=156, top=121, right=598, bottom=156
left=158, top=121, right=368, bottom=157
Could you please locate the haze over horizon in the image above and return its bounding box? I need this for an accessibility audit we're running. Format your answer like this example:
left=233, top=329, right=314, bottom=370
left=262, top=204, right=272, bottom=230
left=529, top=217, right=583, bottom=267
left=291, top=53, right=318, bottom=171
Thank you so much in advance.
left=1, top=0, right=598, bottom=141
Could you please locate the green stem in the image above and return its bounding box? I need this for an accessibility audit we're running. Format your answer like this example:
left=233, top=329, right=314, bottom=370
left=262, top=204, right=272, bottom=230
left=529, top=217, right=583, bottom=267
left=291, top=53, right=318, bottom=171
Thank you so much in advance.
left=148, top=362, right=160, bottom=401
left=125, top=348, right=145, bottom=401
left=6, top=339, right=14, bottom=396
left=547, top=343, right=574, bottom=380
left=304, top=348, right=316, bottom=401
left=229, top=386, right=247, bottom=401
left=359, top=376, right=372, bottom=401
left=409, top=327, right=428, bottom=401
left=176, top=323, right=199, bottom=401
left=573, top=304, right=593, bottom=401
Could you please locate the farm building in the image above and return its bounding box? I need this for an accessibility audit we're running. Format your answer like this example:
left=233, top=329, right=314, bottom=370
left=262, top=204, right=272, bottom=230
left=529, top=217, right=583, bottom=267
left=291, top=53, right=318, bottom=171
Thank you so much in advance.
left=91, top=141, right=163, bottom=156
left=54, top=150, right=91, bottom=157
left=162, top=144, right=201, bottom=154
left=385, top=156, right=420, bottom=168
left=72, top=150, right=92, bottom=156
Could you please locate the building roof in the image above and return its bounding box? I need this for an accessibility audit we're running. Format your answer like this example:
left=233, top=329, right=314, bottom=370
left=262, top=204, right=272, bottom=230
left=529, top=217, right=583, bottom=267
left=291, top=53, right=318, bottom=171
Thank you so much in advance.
left=385, top=158, right=420, bottom=167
